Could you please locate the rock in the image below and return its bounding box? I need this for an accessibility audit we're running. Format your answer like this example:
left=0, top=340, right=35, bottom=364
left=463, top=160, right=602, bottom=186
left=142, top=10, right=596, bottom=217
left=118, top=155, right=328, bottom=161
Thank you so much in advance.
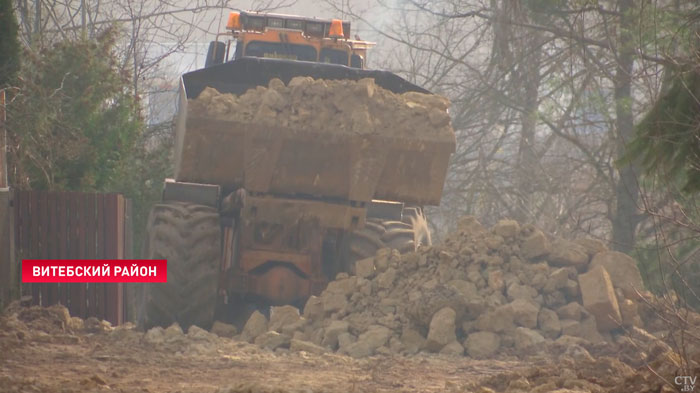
left=337, top=332, right=356, bottom=350
left=543, top=268, right=571, bottom=293
left=426, top=307, right=457, bottom=352
left=303, top=296, right=324, bottom=320
left=241, top=311, right=268, bottom=342
left=402, top=252, right=420, bottom=271
left=355, top=257, right=376, bottom=278
left=549, top=238, right=589, bottom=269
left=403, top=90, right=450, bottom=111
left=560, top=317, right=605, bottom=343
left=619, top=299, right=643, bottom=328
left=186, top=325, right=215, bottom=341
left=292, top=330, right=307, bottom=341
left=484, top=235, right=504, bottom=250
left=538, top=308, right=562, bottom=339
left=530, top=272, right=547, bottom=291
left=493, top=219, right=520, bottom=238
left=484, top=293, right=504, bottom=308
left=290, top=339, right=327, bottom=354
left=288, top=75, right=313, bottom=87
left=439, top=341, right=464, bottom=356
left=268, top=77, right=285, bottom=91
left=374, top=248, right=394, bottom=272
left=510, top=299, right=540, bottom=329
left=457, top=216, right=486, bottom=234
left=630, top=327, right=674, bottom=361
left=211, top=321, right=237, bottom=338
left=376, top=267, right=397, bottom=289
left=343, top=325, right=391, bottom=358
left=268, top=305, right=302, bottom=333
left=322, top=292, right=348, bottom=313
left=555, top=335, right=590, bottom=347
left=575, top=238, right=608, bottom=256
left=521, top=230, right=550, bottom=259
left=67, top=317, right=84, bottom=331
left=544, top=290, right=567, bottom=309
left=447, top=279, right=478, bottom=299
left=513, top=327, right=545, bottom=350
left=110, top=323, right=139, bottom=342
left=401, top=328, right=426, bottom=354
left=589, top=251, right=645, bottom=298
left=254, top=331, right=290, bottom=350
left=405, top=285, right=466, bottom=329
left=164, top=323, right=184, bottom=342
left=507, top=283, right=537, bottom=301
left=388, top=336, right=403, bottom=353
left=487, top=270, right=505, bottom=292
left=325, top=277, right=358, bottom=296
left=578, top=265, right=622, bottom=331
left=476, top=304, right=515, bottom=333
left=464, top=331, right=500, bottom=358
left=260, top=88, right=285, bottom=111
left=144, top=326, right=165, bottom=345
left=49, top=305, right=71, bottom=327
left=84, top=317, right=112, bottom=333
left=467, top=268, right=486, bottom=288
left=563, top=344, right=594, bottom=362
left=563, top=279, right=580, bottom=298
left=321, top=320, right=349, bottom=348
left=557, top=302, right=587, bottom=321
left=507, top=377, right=531, bottom=391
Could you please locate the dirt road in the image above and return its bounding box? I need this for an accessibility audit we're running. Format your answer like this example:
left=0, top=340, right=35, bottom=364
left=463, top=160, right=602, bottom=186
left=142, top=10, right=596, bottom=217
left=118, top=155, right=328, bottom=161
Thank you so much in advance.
left=0, top=306, right=529, bottom=393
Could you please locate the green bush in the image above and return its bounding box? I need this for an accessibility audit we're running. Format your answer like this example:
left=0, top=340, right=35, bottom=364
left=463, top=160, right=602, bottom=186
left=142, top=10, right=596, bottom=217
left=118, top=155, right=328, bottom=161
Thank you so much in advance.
left=634, top=240, right=700, bottom=310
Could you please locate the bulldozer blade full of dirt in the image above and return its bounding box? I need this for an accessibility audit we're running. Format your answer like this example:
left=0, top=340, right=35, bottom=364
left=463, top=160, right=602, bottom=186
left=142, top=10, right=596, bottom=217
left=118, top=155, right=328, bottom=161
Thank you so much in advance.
left=175, top=57, right=454, bottom=207
left=139, top=13, right=455, bottom=331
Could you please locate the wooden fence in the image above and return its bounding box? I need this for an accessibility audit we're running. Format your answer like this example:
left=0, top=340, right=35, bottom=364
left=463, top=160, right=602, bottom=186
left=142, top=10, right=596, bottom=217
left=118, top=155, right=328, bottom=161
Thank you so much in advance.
left=12, top=190, right=132, bottom=325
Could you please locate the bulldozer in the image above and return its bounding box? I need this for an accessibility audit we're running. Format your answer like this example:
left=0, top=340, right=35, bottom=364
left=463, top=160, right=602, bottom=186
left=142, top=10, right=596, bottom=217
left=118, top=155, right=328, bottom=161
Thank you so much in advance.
left=140, top=11, right=456, bottom=329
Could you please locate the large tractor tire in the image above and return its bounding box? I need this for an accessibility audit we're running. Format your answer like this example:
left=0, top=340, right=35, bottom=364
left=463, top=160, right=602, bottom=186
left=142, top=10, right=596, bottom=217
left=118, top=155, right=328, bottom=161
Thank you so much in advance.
left=140, top=202, right=221, bottom=330
left=341, top=207, right=431, bottom=273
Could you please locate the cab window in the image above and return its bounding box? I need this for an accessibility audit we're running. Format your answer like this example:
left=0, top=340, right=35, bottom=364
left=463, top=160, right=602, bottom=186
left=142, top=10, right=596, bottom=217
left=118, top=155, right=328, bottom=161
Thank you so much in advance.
left=244, top=41, right=317, bottom=61
left=350, top=54, right=363, bottom=69
left=320, top=48, right=349, bottom=66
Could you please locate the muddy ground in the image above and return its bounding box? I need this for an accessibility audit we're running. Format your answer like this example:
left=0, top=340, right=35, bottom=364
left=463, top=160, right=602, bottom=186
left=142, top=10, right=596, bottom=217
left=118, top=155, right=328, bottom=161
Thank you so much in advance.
left=1, top=305, right=693, bottom=393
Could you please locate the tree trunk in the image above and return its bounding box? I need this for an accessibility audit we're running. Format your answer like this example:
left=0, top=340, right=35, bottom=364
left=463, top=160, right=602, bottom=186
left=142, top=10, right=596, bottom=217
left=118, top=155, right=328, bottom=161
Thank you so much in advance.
left=516, top=30, right=543, bottom=223
left=611, top=0, right=641, bottom=253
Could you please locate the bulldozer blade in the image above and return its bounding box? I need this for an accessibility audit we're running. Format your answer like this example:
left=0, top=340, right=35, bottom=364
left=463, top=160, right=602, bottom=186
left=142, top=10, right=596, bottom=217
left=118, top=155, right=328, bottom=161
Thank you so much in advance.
left=181, top=57, right=430, bottom=99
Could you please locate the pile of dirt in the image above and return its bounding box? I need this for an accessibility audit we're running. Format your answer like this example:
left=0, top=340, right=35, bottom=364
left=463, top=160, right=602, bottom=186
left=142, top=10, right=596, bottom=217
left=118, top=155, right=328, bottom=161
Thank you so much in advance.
left=238, top=216, right=698, bottom=365
left=188, top=77, right=452, bottom=137
left=470, top=342, right=700, bottom=393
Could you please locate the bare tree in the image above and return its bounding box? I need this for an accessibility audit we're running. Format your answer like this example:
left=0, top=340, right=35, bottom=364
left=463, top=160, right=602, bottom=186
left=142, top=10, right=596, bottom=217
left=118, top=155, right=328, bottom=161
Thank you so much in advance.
left=324, top=0, right=687, bottom=251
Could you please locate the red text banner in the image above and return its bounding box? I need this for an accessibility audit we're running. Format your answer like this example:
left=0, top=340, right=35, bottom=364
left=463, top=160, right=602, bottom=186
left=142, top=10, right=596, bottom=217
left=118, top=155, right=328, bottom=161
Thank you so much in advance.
left=22, top=260, right=167, bottom=283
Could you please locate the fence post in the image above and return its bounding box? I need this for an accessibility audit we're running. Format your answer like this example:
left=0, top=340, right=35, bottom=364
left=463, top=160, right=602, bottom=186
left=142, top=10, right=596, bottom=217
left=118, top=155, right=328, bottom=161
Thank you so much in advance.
left=0, top=90, right=14, bottom=309
left=0, top=89, right=7, bottom=188
left=0, top=189, right=14, bottom=309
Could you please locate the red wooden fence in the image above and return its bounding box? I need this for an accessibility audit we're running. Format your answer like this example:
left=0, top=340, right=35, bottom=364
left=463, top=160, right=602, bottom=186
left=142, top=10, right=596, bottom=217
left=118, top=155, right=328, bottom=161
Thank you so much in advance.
left=13, top=190, right=132, bottom=325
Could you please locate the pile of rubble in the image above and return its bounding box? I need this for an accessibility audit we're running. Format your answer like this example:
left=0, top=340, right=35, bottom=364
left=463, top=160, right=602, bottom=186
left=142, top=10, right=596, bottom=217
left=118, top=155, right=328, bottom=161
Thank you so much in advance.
left=2, top=304, right=696, bottom=393
left=188, top=77, right=452, bottom=137
left=237, top=216, right=696, bottom=362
